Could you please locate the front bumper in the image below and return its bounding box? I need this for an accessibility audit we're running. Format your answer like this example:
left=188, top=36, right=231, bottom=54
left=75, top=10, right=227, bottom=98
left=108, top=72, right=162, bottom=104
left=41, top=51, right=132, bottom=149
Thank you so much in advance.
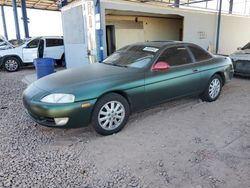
left=0, top=57, right=3, bottom=67
left=23, top=95, right=97, bottom=128
left=233, top=60, right=250, bottom=76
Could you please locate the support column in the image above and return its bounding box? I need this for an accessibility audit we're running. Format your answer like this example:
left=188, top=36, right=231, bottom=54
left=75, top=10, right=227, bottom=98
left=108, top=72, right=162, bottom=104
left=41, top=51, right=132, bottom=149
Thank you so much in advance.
left=175, top=0, right=180, bottom=7
left=95, top=0, right=104, bottom=62
left=21, top=0, right=29, bottom=38
left=215, top=0, right=222, bottom=54
left=229, top=0, right=233, bottom=14
left=12, top=0, right=20, bottom=40
left=1, top=6, right=8, bottom=40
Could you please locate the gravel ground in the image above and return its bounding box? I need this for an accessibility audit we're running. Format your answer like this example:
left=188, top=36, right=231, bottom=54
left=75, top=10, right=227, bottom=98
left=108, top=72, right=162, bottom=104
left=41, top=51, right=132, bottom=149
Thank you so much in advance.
left=0, top=68, right=249, bottom=188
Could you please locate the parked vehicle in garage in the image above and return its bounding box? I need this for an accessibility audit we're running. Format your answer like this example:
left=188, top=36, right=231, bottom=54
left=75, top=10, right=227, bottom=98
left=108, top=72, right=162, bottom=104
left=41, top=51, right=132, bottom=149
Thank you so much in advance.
left=230, top=42, right=250, bottom=76
left=0, top=36, right=65, bottom=72
left=23, top=41, right=234, bottom=135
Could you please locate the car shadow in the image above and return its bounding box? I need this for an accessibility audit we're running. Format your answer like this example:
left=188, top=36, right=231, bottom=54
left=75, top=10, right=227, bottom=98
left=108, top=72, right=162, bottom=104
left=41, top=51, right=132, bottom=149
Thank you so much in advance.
left=233, top=75, right=250, bottom=80
left=35, top=96, right=202, bottom=142
left=128, top=96, right=201, bottom=126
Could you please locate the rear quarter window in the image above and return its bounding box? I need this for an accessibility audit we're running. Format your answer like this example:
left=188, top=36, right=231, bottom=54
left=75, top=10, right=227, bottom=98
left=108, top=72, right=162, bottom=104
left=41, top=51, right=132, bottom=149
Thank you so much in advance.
left=189, top=46, right=212, bottom=62
left=46, top=39, right=64, bottom=47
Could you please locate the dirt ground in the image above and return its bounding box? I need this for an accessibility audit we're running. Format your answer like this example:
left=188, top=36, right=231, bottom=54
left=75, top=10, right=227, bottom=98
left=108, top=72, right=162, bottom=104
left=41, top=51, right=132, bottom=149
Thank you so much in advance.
left=0, top=68, right=249, bottom=188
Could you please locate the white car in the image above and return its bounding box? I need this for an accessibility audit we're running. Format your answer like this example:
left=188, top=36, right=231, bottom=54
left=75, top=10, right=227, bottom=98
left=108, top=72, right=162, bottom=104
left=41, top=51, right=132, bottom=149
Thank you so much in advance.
left=0, top=36, right=65, bottom=72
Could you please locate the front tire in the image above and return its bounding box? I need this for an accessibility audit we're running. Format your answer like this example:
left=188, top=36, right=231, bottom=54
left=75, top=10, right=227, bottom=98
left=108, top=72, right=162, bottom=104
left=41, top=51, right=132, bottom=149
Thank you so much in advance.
left=201, top=74, right=222, bottom=102
left=4, top=57, right=21, bottom=72
left=92, top=93, right=130, bottom=135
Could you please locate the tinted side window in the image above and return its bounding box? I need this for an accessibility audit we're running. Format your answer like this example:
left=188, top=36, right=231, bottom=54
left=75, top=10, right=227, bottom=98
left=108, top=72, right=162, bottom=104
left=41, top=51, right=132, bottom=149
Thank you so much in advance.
left=46, top=39, right=64, bottom=47
left=189, top=46, right=212, bottom=62
left=26, top=39, right=40, bottom=48
left=158, top=46, right=192, bottom=66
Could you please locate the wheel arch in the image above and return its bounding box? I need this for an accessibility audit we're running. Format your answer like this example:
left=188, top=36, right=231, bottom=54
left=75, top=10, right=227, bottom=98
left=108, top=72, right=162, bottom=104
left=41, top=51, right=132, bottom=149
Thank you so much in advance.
left=2, top=55, right=23, bottom=65
left=99, top=90, right=131, bottom=106
left=214, top=71, right=225, bottom=86
left=95, top=90, right=132, bottom=112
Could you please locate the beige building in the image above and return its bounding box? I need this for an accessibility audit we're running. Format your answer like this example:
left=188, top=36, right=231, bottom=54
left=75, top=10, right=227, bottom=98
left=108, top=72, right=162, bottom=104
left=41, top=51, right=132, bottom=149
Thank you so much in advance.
left=61, top=0, right=250, bottom=66
left=101, top=0, right=250, bottom=56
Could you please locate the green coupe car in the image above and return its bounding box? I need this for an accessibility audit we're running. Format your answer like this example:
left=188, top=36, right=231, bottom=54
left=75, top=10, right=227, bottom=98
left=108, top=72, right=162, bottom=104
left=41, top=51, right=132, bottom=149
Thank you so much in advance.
left=23, top=41, right=234, bottom=135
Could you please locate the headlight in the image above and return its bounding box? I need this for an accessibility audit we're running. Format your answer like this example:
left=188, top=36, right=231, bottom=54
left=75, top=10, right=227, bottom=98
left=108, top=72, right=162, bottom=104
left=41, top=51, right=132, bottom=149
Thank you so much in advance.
left=41, top=93, right=75, bottom=103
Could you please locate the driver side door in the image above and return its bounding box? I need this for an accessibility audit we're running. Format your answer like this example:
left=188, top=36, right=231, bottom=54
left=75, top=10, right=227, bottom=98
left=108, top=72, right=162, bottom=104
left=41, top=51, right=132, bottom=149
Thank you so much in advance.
left=22, top=39, right=40, bottom=63
left=145, top=45, right=201, bottom=107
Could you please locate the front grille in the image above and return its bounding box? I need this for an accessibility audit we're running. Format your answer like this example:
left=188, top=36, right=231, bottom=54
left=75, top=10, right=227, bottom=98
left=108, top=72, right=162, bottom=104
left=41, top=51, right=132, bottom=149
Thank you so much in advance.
left=27, top=111, right=55, bottom=126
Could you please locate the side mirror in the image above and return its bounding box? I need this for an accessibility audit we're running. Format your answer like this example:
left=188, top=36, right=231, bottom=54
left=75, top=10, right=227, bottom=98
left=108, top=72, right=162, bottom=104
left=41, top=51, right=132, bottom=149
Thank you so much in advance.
left=152, top=61, right=170, bottom=71
left=237, top=47, right=242, bottom=50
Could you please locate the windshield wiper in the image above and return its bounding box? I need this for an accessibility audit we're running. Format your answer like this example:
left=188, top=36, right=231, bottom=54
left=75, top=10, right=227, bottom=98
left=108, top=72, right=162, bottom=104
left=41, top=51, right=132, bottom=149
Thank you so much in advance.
left=103, top=62, right=128, bottom=68
left=111, top=64, right=128, bottom=68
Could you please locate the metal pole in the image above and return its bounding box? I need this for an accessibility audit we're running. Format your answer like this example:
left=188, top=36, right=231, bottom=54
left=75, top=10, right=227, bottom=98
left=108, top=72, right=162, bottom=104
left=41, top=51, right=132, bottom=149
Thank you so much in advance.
left=1, top=6, right=8, bottom=40
left=215, top=0, right=222, bottom=54
left=175, top=0, right=180, bottom=7
left=12, top=0, right=20, bottom=40
left=229, top=0, right=233, bottom=14
left=244, top=0, right=247, bottom=15
left=95, top=0, right=104, bottom=62
left=21, top=0, right=29, bottom=38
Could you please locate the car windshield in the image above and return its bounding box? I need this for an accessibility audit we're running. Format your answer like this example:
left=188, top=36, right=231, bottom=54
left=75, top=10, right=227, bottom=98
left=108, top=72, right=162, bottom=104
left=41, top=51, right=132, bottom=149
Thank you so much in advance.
left=17, top=40, right=26, bottom=46
left=242, top=42, right=250, bottom=50
left=102, top=45, right=158, bottom=68
left=9, top=39, right=26, bottom=47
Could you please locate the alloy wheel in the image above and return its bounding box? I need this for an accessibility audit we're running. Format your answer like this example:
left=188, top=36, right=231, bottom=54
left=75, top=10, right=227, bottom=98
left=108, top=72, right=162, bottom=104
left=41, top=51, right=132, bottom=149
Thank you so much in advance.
left=98, top=101, right=125, bottom=131
left=208, top=78, right=221, bottom=99
left=5, top=59, right=18, bottom=71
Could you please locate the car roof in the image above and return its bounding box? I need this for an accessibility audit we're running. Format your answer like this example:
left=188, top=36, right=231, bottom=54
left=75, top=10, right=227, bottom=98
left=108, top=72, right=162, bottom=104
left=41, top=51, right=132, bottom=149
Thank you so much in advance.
left=28, top=36, right=63, bottom=41
left=131, top=41, right=193, bottom=48
left=41, top=36, right=63, bottom=39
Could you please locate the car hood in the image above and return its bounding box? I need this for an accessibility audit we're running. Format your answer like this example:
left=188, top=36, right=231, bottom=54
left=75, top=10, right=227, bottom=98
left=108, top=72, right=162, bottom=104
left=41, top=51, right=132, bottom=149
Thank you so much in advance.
left=0, top=36, right=14, bottom=49
left=230, top=49, right=250, bottom=61
left=32, top=63, right=144, bottom=101
left=0, top=43, right=14, bottom=50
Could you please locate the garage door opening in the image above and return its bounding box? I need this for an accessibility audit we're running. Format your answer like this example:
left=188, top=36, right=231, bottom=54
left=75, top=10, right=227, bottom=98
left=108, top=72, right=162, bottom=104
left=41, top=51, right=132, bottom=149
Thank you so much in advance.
left=105, top=10, right=184, bottom=55
left=106, top=25, right=116, bottom=55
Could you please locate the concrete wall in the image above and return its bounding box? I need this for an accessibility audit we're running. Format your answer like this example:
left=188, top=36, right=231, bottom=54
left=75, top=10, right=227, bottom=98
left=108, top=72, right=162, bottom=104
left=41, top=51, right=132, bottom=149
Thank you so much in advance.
left=142, top=17, right=182, bottom=41
left=182, top=12, right=217, bottom=53
left=106, top=15, right=183, bottom=49
left=106, top=19, right=145, bottom=49
left=101, top=0, right=250, bottom=56
left=220, top=15, right=250, bottom=55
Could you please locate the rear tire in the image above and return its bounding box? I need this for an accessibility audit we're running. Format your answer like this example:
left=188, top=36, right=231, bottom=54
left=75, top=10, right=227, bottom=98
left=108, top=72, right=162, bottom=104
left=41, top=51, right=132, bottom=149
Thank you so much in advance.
left=4, top=57, right=21, bottom=72
left=201, top=74, right=222, bottom=102
left=56, top=55, right=65, bottom=67
left=92, top=93, right=130, bottom=135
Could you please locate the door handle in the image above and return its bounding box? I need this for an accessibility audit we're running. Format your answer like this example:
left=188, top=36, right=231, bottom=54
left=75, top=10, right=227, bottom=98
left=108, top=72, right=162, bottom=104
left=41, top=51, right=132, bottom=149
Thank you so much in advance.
left=193, top=69, right=199, bottom=73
